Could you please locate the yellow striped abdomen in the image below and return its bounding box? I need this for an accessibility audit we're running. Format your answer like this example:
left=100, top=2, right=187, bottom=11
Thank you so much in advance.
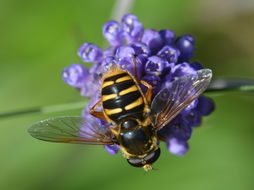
left=101, top=70, right=145, bottom=123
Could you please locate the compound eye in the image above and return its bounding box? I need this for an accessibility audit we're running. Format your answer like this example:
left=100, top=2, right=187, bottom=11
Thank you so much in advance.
left=144, top=148, right=160, bottom=165
left=121, top=119, right=138, bottom=130
left=127, top=158, right=144, bottom=167
left=127, top=148, right=161, bottom=167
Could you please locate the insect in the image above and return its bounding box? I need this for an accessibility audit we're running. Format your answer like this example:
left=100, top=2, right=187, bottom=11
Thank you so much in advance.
left=28, top=64, right=212, bottom=171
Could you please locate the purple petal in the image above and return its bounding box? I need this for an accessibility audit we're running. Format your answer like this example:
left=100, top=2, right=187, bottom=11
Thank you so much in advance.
left=80, top=74, right=101, bottom=97
left=100, top=56, right=118, bottom=73
left=62, top=63, right=89, bottom=88
left=104, top=144, right=120, bottom=155
left=103, top=46, right=117, bottom=58
left=80, top=110, right=98, bottom=138
left=145, top=56, right=166, bottom=76
left=159, top=29, right=175, bottom=45
left=181, top=99, right=198, bottom=115
left=157, top=45, right=180, bottom=63
left=89, top=62, right=101, bottom=75
left=90, top=56, right=117, bottom=76
left=167, top=138, right=189, bottom=156
left=78, top=43, right=103, bottom=63
left=136, top=53, right=148, bottom=65
left=131, top=42, right=150, bottom=55
left=161, top=63, right=175, bottom=84
left=118, top=58, right=133, bottom=72
left=121, top=14, right=144, bottom=43
left=196, top=96, right=215, bottom=116
left=103, top=21, right=123, bottom=46
left=190, top=61, right=203, bottom=70
left=115, top=45, right=135, bottom=61
left=141, top=29, right=163, bottom=53
left=158, top=116, right=192, bottom=141
left=176, top=35, right=195, bottom=62
left=97, top=118, right=111, bottom=128
left=141, top=74, right=161, bottom=95
left=89, top=56, right=117, bottom=75
left=81, top=99, right=110, bottom=139
left=118, top=57, right=143, bottom=79
left=182, top=110, right=202, bottom=127
left=172, top=62, right=196, bottom=78
left=142, top=74, right=161, bottom=87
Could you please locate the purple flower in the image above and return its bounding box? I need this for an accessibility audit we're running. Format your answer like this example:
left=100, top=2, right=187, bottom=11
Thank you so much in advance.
left=145, top=56, right=166, bottom=76
left=182, top=109, right=202, bottom=127
left=121, top=14, right=144, bottom=43
left=136, top=53, right=148, bottom=65
left=81, top=110, right=99, bottom=138
left=100, top=56, right=118, bottom=73
left=181, top=99, right=198, bottom=116
left=190, top=61, right=203, bottom=70
left=161, top=62, right=175, bottom=82
left=78, top=43, right=103, bottom=63
left=115, top=45, right=135, bottom=61
left=172, top=62, right=197, bottom=78
left=176, top=35, right=195, bottom=62
left=103, top=21, right=123, bottom=46
left=80, top=74, right=101, bottom=97
left=103, top=46, right=117, bottom=58
left=159, top=29, right=175, bottom=45
left=196, top=96, right=215, bottom=116
left=157, top=45, right=180, bottom=63
left=118, top=58, right=133, bottom=72
left=131, top=42, right=150, bottom=55
left=141, top=29, right=163, bottom=53
left=63, top=13, right=215, bottom=157
left=158, top=116, right=192, bottom=141
left=104, top=144, right=120, bottom=155
left=62, top=63, right=89, bottom=88
left=167, top=138, right=189, bottom=156
left=142, top=74, right=161, bottom=95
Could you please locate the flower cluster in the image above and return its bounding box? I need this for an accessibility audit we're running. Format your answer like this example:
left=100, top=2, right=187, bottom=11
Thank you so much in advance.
left=62, top=14, right=215, bottom=156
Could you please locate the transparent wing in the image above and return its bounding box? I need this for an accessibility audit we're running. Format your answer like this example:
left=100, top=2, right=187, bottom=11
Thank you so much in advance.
left=28, top=116, right=115, bottom=145
left=151, top=69, right=212, bottom=131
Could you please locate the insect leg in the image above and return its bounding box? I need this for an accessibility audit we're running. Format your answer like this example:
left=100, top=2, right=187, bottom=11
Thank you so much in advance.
left=89, top=101, right=106, bottom=120
left=131, top=57, right=139, bottom=80
left=131, top=57, right=153, bottom=102
left=140, top=80, right=153, bottom=103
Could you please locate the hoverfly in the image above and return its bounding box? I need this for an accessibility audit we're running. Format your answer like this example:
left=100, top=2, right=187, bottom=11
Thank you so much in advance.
left=28, top=64, right=212, bottom=171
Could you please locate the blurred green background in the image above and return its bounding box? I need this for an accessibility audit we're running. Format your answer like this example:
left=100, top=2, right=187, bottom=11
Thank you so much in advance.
left=0, top=0, right=254, bottom=189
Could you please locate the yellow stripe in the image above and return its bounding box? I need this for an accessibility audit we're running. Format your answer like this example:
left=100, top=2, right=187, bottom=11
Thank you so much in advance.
left=115, top=76, right=132, bottom=83
left=102, top=81, right=114, bottom=88
left=102, top=94, right=117, bottom=101
left=125, top=97, right=143, bottom=110
left=119, top=85, right=138, bottom=96
left=105, top=108, right=122, bottom=115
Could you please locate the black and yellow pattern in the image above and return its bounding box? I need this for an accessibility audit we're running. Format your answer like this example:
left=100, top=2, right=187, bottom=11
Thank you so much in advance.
left=101, top=71, right=145, bottom=123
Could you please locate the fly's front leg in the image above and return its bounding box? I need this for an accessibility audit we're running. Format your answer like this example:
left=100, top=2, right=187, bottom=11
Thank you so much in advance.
left=89, top=100, right=106, bottom=120
left=131, top=57, right=153, bottom=102
left=140, top=80, right=153, bottom=103
left=131, top=57, right=139, bottom=80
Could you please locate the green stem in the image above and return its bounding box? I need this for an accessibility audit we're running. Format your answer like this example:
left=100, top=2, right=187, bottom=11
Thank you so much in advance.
left=0, top=101, right=86, bottom=119
left=205, top=78, right=254, bottom=96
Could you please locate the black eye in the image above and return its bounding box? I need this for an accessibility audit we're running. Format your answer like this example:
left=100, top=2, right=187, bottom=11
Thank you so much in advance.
left=144, top=148, right=161, bottom=164
left=127, top=157, right=144, bottom=167
left=127, top=148, right=161, bottom=167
